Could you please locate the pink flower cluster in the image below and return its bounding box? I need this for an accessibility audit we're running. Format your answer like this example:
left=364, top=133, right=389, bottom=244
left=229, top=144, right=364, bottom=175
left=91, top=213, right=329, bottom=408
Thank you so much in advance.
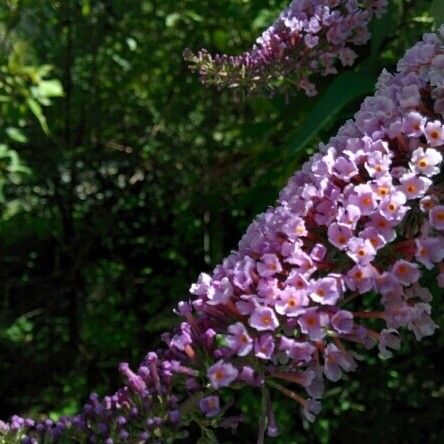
left=187, top=26, right=444, bottom=427
left=185, top=0, right=387, bottom=96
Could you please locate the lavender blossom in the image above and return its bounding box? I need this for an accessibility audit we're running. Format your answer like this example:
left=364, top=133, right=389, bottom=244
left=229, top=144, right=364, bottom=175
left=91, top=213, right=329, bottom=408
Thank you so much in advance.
left=185, top=0, right=387, bottom=97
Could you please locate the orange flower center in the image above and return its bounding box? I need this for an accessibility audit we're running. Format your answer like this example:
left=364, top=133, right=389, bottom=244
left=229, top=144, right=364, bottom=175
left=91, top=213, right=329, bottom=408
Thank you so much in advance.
left=397, top=265, right=407, bottom=274
left=262, top=315, right=271, bottom=325
left=215, top=370, right=225, bottom=380
left=378, top=186, right=389, bottom=196
left=307, top=317, right=316, bottom=327
left=362, top=196, right=372, bottom=206
left=418, top=158, right=428, bottom=168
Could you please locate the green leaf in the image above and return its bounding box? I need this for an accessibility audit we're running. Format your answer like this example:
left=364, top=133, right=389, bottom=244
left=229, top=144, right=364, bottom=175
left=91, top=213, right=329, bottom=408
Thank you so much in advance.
left=369, top=0, right=401, bottom=62
left=284, top=70, right=376, bottom=161
left=165, top=12, right=180, bottom=28
left=27, top=97, right=50, bottom=135
left=6, top=127, right=27, bottom=143
left=82, top=0, right=91, bottom=16
left=37, top=79, right=63, bottom=98
left=432, top=0, right=444, bottom=26
left=201, top=427, right=219, bottom=443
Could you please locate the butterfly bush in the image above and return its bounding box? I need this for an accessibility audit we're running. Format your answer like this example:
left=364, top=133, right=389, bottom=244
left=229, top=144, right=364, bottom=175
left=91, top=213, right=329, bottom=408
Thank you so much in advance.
left=3, top=24, right=444, bottom=444
left=184, top=0, right=387, bottom=96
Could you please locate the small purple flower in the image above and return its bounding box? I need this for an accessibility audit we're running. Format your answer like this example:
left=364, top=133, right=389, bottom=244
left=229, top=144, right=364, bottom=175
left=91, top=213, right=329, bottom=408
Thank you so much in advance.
left=233, top=256, right=256, bottom=291
left=345, top=264, right=376, bottom=294
left=365, top=151, right=391, bottom=178
left=323, top=343, right=356, bottom=382
left=285, top=249, right=315, bottom=274
left=368, top=212, right=396, bottom=241
left=207, top=277, right=233, bottom=305
left=336, top=204, right=361, bottom=228
left=402, top=111, right=426, bottom=136
left=346, top=237, right=376, bottom=265
left=207, top=360, right=238, bottom=389
left=311, top=243, right=327, bottom=262
left=281, top=215, right=307, bottom=240
left=348, top=184, right=377, bottom=216
left=331, top=310, right=354, bottom=334
left=301, top=399, right=322, bottom=423
left=249, top=306, right=280, bottom=331
left=254, top=334, right=275, bottom=360
left=378, top=329, right=401, bottom=358
left=304, top=33, right=319, bottom=48
left=227, top=322, right=253, bottom=357
left=409, top=303, right=438, bottom=340
left=275, top=287, right=309, bottom=316
left=279, top=337, right=316, bottom=363
left=415, top=237, right=444, bottom=269
left=376, top=271, right=404, bottom=297
left=392, top=260, right=421, bottom=286
left=359, top=227, right=386, bottom=250
left=424, top=120, right=444, bottom=147
left=327, top=223, right=353, bottom=250
left=399, top=173, right=432, bottom=199
left=118, top=363, right=146, bottom=394
left=238, top=365, right=258, bottom=385
left=429, top=205, right=444, bottom=230
left=379, top=191, right=409, bottom=221
left=199, top=396, right=220, bottom=417
left=410, top=147, right=443, bottom=177
left=333, top=156, right=358, bottom=181
left=189, top=272, right=211, bottom=296
left=298, top=308, right=329, bottom=341
left=309, top=277, right=341, bottom=305
left=257, top=253, right=282, bottom=278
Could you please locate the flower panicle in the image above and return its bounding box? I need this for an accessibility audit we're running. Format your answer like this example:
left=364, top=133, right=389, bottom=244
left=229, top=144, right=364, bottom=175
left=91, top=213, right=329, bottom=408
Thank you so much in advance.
left=185, top=0, right=388, bottom=97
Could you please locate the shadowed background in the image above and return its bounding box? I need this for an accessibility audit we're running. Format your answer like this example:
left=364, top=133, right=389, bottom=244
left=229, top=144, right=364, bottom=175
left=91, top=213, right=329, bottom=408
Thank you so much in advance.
left=0, top=1, right=443, bottom=442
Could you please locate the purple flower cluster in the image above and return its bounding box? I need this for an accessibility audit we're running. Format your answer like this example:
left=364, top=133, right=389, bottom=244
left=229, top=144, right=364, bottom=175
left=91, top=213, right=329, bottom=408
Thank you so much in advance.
left=185, top=0, right=387, bottom=96
left=3, top=26, right=444, bottom=444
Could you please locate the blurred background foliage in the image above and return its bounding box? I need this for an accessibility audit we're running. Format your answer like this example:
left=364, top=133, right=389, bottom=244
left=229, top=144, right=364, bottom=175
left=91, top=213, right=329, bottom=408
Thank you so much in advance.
left=0, top=1, right=443, bottom=442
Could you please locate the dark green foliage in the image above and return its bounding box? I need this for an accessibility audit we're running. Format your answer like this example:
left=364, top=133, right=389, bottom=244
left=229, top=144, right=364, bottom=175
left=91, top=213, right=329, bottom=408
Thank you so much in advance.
left=0, top=1, right=443, bottom=442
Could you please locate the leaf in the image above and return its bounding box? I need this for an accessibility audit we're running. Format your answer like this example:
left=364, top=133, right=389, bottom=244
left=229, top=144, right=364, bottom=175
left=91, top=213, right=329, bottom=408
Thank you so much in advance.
left=431, top=0, right=444, bottom=26
left=37, top=79, right=63, bottom=98
left=257, top=386, right=270, bottom=444
left=369, top=0, right=401, bottom=62
left=166, top=12, right=180, bottom=28
left=202, top=427, right=219, bottom=443
left=284, top=70, right=376, bottom=161
left=82, top=0, right=91, bottom=16
left=27, top=97, right=50, bottom=135
left=6, top=127, right=27, bottom=143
